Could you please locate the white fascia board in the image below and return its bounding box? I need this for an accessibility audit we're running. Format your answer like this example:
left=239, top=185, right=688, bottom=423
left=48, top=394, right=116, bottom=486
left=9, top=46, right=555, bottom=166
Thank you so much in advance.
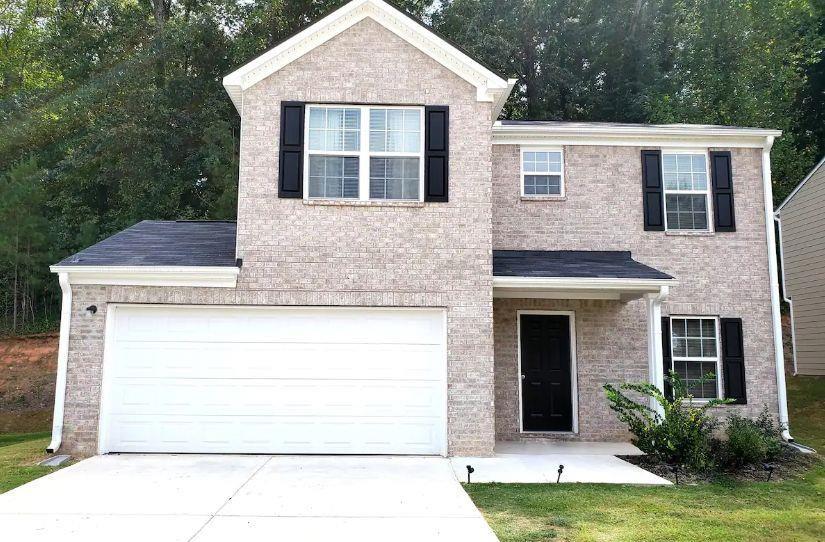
left=775, top=155, right=825, bottom=214
left=492, top=123, right=782, bottom=148
left=49, top=266, right=239, bottom=288
left=493, top=276, right=674, bottom=291
left=223, top=0, right=511, bottom=110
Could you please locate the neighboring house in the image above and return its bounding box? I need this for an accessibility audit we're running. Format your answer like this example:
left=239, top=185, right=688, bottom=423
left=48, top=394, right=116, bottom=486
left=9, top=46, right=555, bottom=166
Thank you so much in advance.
left=46, top=0, right=791, bottom=458
left=775, top=156, right=825, bottom=376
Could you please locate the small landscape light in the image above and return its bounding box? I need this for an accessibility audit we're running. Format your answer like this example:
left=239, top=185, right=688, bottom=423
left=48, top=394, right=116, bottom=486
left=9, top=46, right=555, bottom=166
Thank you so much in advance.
left=557, top=464, right=565, bottom=483
left=466, top=465, right=474, bottom=484
left=763, top=463, right=776, bottom=482
left=670, top=464, right=680, bottom=485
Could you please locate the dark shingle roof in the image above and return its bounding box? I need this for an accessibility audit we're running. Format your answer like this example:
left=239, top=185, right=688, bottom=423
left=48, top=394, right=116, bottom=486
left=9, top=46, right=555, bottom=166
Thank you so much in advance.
left=55, top=221, right=237, bottom=267
left=493, top=250, right=672, bottom=280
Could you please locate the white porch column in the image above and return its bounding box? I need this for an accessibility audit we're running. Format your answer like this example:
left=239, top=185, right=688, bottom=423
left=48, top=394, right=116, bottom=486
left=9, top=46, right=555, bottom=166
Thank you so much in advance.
left=646, top=286, right=669, bottom=416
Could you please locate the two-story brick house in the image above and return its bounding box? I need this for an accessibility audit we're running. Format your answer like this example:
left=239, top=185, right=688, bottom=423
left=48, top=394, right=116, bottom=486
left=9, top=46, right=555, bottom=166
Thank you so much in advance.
left=47, top=0, right=790, bottom=458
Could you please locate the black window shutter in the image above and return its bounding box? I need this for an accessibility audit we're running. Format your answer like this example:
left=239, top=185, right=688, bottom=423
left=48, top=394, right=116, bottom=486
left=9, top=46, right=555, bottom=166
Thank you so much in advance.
left=642, top=150, right=665, bottom=231
left=721, top=318, right=747, bottom=404
left=710, top=151, right=736, bottom=232
left=424, top=106, right=449, bottom=202
left=661, top=316, right=673, bottom=399
left=278, top=101, right=304, bottom=198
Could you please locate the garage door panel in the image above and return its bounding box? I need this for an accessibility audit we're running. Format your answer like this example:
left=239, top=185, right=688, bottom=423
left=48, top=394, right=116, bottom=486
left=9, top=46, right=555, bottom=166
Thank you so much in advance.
left=107, top=379, right=443, bottom=417
left=104, top=415, right=442, bottom=455
left=116, top=308, right=442, bottom=345
left=101, top=306, right=446, bottom=455
left=111, top=342, right=442, bottom=381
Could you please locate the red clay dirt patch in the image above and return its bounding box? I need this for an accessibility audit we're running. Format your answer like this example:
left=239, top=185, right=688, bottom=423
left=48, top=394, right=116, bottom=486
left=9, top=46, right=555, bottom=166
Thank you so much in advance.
left=0, top=334, right=58, bottom=433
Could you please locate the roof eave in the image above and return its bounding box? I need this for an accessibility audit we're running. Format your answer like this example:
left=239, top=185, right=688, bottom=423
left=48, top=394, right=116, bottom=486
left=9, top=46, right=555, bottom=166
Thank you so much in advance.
left=50, top=265, right=239, bottom=288
left=222, top=0, right=511, bottom=112
left=775, top=155, right=825, bottom=214
left=492, top=123, right=781, bottom=148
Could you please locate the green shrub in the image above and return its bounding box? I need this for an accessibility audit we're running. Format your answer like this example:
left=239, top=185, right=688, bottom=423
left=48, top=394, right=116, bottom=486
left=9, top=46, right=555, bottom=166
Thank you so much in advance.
left=604, top=371, right=732, bottom=471
left=721, top=406, right=783, bottom=467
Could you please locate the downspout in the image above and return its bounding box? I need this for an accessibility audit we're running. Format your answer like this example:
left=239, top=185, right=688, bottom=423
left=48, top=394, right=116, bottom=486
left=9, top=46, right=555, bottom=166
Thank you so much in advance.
left=761, top=137, right=793, bottom=442
left=47, top=272, right=72, bottom=453
left=773, top=215, right=798, bottom=375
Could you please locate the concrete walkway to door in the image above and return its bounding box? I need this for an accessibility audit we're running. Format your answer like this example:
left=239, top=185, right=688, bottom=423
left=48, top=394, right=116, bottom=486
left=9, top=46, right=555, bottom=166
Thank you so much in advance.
left=451, top=441, right=671, bottom=484
left=0, top=455, right=498, bottom=542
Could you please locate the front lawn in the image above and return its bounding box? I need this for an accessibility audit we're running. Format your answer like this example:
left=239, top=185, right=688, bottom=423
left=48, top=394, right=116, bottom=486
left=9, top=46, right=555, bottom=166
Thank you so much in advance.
left=467, top=375, right=825, bottom=542
left=0, top=432, right=63, bottom=493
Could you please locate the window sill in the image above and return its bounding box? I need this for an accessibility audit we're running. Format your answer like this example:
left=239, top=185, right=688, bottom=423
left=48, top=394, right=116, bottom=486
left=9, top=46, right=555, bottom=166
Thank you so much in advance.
left=303, top=199, right=426, bottom=208
left=520, top=195, right=567, bottom=202
left=665, top=230, right=715, bottom=237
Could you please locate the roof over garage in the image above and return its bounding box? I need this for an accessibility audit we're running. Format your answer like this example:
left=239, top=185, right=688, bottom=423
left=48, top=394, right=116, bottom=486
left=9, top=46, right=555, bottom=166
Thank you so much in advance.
left=54, top=220, right=237, bottom=267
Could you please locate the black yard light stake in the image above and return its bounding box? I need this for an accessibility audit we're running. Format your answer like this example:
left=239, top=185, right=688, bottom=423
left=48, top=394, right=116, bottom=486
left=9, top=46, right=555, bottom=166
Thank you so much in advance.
left=466, top=465, right=474, bottom=484
left=556, top=464, right=564, bottom=483
left=670, top=464, right=680, bottom=485
left=763, top=463, right=776, bottom=482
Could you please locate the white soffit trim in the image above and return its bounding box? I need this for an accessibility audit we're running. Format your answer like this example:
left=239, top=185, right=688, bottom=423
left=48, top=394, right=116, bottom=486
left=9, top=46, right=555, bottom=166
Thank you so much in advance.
left=49, top=266, right=239, bottom=288
left=775, top=155, right=825, bottom=213
left=222, top=0, right=512, bottom=109
left=493, top=276, right=674, bottom=300
left=492, top=122, right=782, bottom=148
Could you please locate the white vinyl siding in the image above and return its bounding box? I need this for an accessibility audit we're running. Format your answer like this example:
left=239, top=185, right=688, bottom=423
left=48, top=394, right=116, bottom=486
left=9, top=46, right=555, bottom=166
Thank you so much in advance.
left=305, top=104, right=424, bottom=202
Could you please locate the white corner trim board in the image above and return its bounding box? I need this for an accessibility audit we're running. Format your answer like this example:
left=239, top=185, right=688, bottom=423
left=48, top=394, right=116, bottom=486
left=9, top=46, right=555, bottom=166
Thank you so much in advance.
left=492, top=122, right=782, bottom=148
left=47, top=272, right=72, bottom=453
left=761, top=137, right=793, bottom=441
left=222, top=0, right=514, bottom=109
left=49, top=265, right=240, bottom=288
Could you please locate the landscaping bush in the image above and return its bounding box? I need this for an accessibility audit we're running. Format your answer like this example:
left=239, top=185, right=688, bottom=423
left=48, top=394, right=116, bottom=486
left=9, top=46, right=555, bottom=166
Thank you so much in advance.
left=721, top=406, right=783, bottom=467
left=604, top=371, right=732, bottom=471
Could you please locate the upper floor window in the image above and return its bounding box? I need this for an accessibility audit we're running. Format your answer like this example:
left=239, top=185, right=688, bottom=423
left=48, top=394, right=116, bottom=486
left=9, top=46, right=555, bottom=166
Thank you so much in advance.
left=669, top=316, right=721, bottom=400
left=662, top=152, right=711, bottom=231
left=305, top=105, right=424, bottom=201
left=521, top=149, right=564, bottom=197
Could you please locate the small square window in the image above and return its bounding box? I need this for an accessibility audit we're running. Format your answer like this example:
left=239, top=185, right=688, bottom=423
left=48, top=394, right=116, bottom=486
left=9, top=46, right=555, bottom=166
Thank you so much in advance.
left=521, top=150, right=564, bottom=197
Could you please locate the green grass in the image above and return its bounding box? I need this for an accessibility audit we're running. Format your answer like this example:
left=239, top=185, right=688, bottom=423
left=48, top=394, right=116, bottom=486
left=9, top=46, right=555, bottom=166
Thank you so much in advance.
left=786, top=375, right=825, bottom=451
left=0, top=432, right=63, bottom=493
left=467, top=375, right=825, bottom=542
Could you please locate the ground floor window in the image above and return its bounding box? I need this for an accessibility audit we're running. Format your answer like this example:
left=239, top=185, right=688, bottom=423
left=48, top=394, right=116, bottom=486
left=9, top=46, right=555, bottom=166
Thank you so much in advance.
left=669, top=316, right=721, bottom=399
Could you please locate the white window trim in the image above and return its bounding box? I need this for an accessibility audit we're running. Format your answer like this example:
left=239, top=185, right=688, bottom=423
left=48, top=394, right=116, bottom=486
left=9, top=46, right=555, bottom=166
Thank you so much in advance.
left=662, top=149, right=714, bottom=232
left=520, top=147, right=565, bottom=198
left=668, top=315, right=723, bottom=401
left=303, top=104, right=425, bottom=202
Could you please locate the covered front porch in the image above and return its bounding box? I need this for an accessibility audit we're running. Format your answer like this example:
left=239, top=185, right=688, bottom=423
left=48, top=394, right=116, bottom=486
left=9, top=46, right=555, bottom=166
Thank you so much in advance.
left=492, top=250, right=674, bottom=442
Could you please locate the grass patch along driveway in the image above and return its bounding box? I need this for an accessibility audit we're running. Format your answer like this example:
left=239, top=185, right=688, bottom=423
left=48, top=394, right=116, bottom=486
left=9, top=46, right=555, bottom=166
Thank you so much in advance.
left=0, top=432, right=63, bottom=493
left=466, top=465, right=825, bottom=542
left=467, top=375, right=825, bottom=542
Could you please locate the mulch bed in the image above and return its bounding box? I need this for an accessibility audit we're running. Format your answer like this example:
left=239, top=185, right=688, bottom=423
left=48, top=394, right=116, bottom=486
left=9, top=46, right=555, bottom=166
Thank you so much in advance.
left=619, top=444, right=819, bottom=484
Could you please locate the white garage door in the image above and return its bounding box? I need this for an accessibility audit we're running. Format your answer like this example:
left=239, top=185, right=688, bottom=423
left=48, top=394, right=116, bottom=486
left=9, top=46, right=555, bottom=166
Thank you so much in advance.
left=99, top=306, right=446, bottom=455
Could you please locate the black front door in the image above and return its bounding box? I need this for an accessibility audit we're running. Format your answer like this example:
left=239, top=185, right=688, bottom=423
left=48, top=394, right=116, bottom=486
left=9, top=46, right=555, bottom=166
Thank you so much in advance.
left=520, top=314, right=573, bottom=432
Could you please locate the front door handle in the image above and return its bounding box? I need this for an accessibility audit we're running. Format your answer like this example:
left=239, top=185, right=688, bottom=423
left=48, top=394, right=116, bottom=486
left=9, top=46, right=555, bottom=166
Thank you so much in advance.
left=521, top=374, right=526, bottom=381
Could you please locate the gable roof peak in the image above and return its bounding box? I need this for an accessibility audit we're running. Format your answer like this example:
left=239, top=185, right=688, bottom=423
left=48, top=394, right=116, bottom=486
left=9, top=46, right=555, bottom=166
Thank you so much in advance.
left=222, top=0, right=515, bottom=119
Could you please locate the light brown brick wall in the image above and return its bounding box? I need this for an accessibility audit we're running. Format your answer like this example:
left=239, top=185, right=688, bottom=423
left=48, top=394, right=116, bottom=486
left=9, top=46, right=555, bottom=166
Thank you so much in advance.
left=59, top=19, right=496, bottom=457
left=492, top=145, right=779, bottom=440
left=494, top=298, right=647, bottom=441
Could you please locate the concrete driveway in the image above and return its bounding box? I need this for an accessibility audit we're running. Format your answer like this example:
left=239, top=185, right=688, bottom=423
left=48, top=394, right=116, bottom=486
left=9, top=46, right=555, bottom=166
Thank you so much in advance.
left=0, top=455, right=498, bottom=542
